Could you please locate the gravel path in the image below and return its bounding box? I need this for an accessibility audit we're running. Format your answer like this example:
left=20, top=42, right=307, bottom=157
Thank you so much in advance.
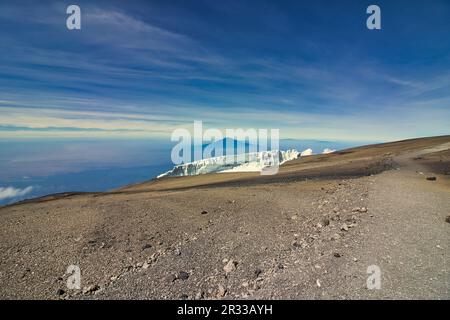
left=352, top=149, right=450, bottom=298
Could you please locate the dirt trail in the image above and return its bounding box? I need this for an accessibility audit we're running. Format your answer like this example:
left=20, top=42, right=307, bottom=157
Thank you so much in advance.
left=349, top=146, right=450, bottom=298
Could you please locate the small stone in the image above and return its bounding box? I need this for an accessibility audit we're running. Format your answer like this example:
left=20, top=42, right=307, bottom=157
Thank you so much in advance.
left=277, top=263, right=284, bottom=270
left=180, top=294, right=189, bottom=299
left=56, top=289, right=65, bottom=296
left=341, top=223, right=349, bottom=231
left=333, top=252, right=341, bottom=258
left=291, top=215, right=298, bottom=220
left=217, top=284, right=226, bottom=297
left=166, top=274, right=177, bottom=283
left=223, top=260, right=237, bottom=274
left=426, top=176, right=437, bottom=181
left=178, top=271, right=189, bottom=280
left=321, top=218, right=330, bottom=226
left=316, top=279, right=321, bottom=287
left=292, top=241, right=301, bottom=248
left=254, top=268, right=263, bottom=277
left=141, top=244, right=152, bottom=250
left=201, top=210, right=208, bottom=215
left=142, top=262, right=150, bottom=269
left=195, top=291, right=204, bottom=300
left=83, top=285, right=99, bottom=294
left=331, top=233, right=340, bottom=240
left=445, top=216, right=450, bottom=224
left=360, top=207, right=367, bottom=213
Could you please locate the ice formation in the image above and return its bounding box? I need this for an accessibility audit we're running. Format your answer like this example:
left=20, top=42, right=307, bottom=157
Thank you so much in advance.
left=157, top=149, right=305, bottom=178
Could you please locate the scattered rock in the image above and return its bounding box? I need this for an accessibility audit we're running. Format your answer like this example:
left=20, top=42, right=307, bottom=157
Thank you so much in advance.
left=445, top=216, right=450, bottom=224
left=333, top=252, right=341, bottom=258
left=142, top=262, right=150, bottom=269
left=277, top=263, right=284, bottom=270
left=331, top=233, right=340, bottom=240
left=426, top=176, right=437, bottom=181
left=195, top=290, right=204, bottom=300
left=141, top=244, right=152, bottom=250
left=83, top=285, right=100, bottom=294
left=178, top=271, right=189, bottom=280
left=360, top=207, right=367, bottom=213
left=321, top=218, right=330, bottom=226
left=217, top=284, right=227, bottom=297
left=254, top=268, right=263, bottom=277
left=166, top=274, right=177, bottom=283
left=201, top=210, right=208, bottom=215
left=180, top=294, right=189, bottom=299
left=340, top=223, right=349, bottom=231
left=316, top=279, right=321, bottom=287
left=56, top=289, right=65, bottom=296
left=291, top=215, right=298, bottom=220
left=223, top=260, right=237, bottom=274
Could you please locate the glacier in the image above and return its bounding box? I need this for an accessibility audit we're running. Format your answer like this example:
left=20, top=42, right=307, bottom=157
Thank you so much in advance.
left=157, top=149, right=309, bottom=178
left=322, top=148, right=336, bottom=154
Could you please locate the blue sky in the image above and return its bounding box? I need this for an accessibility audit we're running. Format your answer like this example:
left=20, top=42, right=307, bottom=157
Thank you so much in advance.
left=0, top=0, right=449, bottom=141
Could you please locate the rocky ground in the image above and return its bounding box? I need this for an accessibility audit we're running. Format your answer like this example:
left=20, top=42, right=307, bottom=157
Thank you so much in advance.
left=0, top=136, right=449, bottom=299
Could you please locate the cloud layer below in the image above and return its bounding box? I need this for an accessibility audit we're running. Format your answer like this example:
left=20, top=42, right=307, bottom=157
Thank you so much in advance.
left=0, top=186, right=33, bottom=200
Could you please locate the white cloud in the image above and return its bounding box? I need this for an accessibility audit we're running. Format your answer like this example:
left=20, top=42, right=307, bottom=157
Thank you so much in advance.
left=322, top=148, right=336, bottom=154
left=0, top=186, right=33, bottom=200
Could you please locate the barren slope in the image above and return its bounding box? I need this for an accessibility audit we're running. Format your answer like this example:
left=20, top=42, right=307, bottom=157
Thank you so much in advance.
left=0, top=136, right=449, bottom=299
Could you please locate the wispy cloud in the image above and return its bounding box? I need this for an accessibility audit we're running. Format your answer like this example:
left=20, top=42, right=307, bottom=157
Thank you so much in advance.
left=0, top=186, right=33, bottom=200
left=0, top=1, right=449, bottom=142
